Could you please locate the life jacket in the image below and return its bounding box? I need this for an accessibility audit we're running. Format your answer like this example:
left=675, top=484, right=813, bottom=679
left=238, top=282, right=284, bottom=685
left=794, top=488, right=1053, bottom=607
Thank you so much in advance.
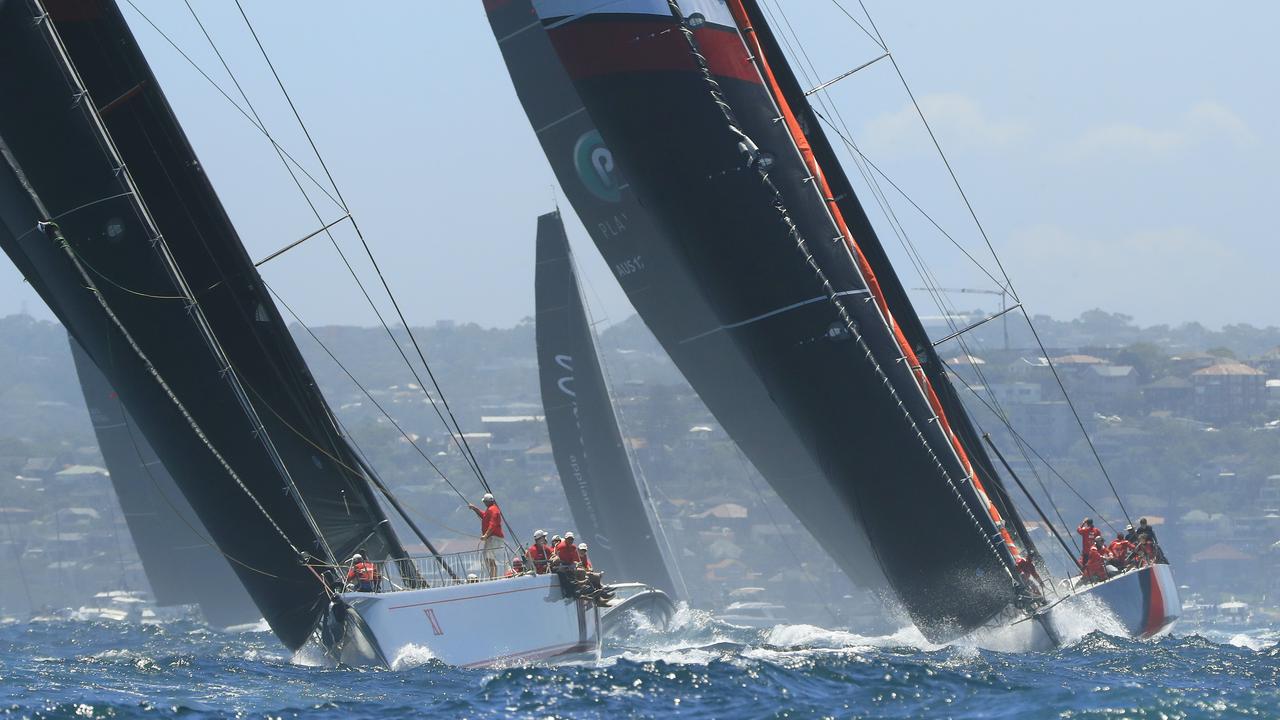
left=351, top=561, right=376, bottom=583
left=527, top=542, right=551, bottom=573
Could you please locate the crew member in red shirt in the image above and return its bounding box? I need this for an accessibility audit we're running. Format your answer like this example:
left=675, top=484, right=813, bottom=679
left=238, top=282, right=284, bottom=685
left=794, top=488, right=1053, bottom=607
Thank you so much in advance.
left=468, top=492, right=504, bottom=579
left=579, top=542, right=592, bottom=572
left=1078, top=518, right=1102, bottom=555
left=504, top=557, right=526, bottom=578
left=526, top=529, right=552, bottom=574
left=1107, top=533, right=1134, bottom=570
left=553, top=531, right=581, bottom=568
left=1015, top=554, right=1043, bottom=595
left=345, top=553, right=378, bottom=592
left=1082, top=542, right=1107, bottom=584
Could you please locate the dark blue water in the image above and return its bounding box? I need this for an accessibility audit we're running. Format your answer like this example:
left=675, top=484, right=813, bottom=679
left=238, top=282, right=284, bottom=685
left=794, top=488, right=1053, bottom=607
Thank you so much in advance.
left=1, top=610, right=1276, bottom=719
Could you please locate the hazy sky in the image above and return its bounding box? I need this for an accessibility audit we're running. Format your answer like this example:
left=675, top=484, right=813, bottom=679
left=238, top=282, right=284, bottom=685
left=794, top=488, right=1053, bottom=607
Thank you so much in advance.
left=4, top=2, right=1276, bottom=331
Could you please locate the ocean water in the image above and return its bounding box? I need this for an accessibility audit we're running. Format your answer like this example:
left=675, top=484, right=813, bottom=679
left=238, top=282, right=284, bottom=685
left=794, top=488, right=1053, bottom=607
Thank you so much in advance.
left=0, top=608, right=1276, bottom=719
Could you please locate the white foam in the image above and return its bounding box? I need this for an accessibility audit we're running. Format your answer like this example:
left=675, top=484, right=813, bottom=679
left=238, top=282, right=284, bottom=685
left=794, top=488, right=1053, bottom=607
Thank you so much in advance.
left=389, top=643, right=438, bottom=670
left=1226, top=633, right=1269, bottom=651
left=1047, top=593, right=1129, bottom=645
left=288, top=644, right=334, bottom=668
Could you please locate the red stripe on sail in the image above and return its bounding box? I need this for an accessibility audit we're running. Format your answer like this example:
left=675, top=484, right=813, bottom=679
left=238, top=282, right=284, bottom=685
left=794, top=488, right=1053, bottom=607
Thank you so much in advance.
left=546, top=19, right=760, bottom=84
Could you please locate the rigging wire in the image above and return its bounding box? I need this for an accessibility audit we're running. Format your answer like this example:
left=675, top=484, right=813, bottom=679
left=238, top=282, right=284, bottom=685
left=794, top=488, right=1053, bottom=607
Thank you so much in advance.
left=835, top=0, right=1133, bottom=526
left=769, top=0, right=1131, bottom=542
left=178, top=0, right=490, bottom=499
left=264, top=283, right=482, bottom=532
left=118, top=0, right=343, bottom=210
left=230, top=0, right=497, bottom=505
left=941, top=358, right=1120, bottom=535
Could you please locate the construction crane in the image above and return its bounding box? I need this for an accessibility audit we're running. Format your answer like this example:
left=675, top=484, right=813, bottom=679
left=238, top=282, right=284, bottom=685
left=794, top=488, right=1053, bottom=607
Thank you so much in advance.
left=912, top=287, right=1010, bottom=351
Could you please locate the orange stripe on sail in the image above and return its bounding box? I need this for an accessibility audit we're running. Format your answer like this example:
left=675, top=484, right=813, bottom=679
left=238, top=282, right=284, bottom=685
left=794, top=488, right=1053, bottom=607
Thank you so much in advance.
left=722, top=0, right=1019, bottom=559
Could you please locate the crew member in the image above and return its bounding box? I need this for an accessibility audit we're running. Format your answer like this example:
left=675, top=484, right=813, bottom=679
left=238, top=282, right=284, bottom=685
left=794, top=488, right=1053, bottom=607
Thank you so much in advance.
left=1078, top=517, right=1102, bottom=555
left=1015, top=554, right=1043, bottom=593
left=1133, top=535, right=1157, bottom=567
left=1135, top=517, right=1158, bottom=543
left=527, top=529, right=552, bottom=574
left=1081, top=540, right=1107, bottom=584
left=468, top=492, right=504, bottom=579
left=578, top=542, right=613, bottom=604
left=1135, top=517, right=1167, bottom=563
left=505, top=557, right=526, bottom=578
left=1124, top=524, right=1138, bottom=543
left=1108, top=532, right=1134, bottom=570
left=553, top=531, right=581, bottom=568
left=346, top=553, right=378, bottom=592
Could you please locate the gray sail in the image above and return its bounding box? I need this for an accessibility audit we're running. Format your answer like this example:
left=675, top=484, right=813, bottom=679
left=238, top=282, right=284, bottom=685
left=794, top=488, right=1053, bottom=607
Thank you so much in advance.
left=535, top=212, right=681, bottom=597
left=68, top=336, right=259, bottom=628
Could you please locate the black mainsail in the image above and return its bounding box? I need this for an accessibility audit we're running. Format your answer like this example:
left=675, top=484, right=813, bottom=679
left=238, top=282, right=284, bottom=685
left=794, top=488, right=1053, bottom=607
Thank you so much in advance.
left=534, top=211, right=681, bottom=597
left=0, top=0, right=407, bottom=649
left=68, top=336, right=260, bottom=628
left=486, top=0, right=890, bottom=601
left=506, top=0, right=1037, bottom=640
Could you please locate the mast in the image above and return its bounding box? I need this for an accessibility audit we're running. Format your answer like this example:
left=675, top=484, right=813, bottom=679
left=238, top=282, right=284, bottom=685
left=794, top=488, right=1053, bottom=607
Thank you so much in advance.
left=521, top=0, right=1026, bottom=640
left=535, top=211, right=682, bottom=598
left=0, top=0, right=406, bottom=648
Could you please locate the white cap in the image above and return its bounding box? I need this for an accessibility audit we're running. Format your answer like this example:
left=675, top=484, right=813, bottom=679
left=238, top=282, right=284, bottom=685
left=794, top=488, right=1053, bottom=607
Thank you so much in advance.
left=533, top=529, right=547, bottom=538
left=564, top=531, right=575, bottom=539
left=482, top=492, right=495, bottom=503
left=579, top=543, right=588, bottom=551
left=467, top=573, right=478, bottom=579
left=351, top=554, right=362, bottom=561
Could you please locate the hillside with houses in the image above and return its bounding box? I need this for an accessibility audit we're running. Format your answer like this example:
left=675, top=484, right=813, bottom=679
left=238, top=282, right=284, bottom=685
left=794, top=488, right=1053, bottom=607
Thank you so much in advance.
left=1, top=310, right=1278, bottom=629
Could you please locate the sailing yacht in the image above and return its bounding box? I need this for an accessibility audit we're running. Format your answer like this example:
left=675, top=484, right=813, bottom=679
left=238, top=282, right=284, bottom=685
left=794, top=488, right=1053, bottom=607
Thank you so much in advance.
left=487, top=0, right=1179, bottom=643
left=0, top=0, right=603, bottom=667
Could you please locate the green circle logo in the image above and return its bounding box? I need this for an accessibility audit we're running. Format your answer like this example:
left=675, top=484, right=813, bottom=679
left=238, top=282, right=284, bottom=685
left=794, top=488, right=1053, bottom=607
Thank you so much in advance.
left=573, top=130, right=622, bottom=203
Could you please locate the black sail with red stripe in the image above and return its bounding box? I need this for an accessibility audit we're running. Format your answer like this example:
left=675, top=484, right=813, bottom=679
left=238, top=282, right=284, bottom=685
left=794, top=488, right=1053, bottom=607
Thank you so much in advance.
left=521, top=0, right=1022, bottom=639
left=486, top=0, right=892, bottom=600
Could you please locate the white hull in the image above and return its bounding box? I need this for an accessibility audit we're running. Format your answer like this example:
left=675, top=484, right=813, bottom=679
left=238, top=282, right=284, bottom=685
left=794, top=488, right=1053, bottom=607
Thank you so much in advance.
left=329, top=573, right=600, bottom=668
left=1048, top=564, right=1181, bottom=639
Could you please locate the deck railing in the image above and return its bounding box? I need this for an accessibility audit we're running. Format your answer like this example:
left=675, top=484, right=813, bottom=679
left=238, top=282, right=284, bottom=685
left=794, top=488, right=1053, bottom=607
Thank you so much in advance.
left=322, top=547, right=536, bottom=593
